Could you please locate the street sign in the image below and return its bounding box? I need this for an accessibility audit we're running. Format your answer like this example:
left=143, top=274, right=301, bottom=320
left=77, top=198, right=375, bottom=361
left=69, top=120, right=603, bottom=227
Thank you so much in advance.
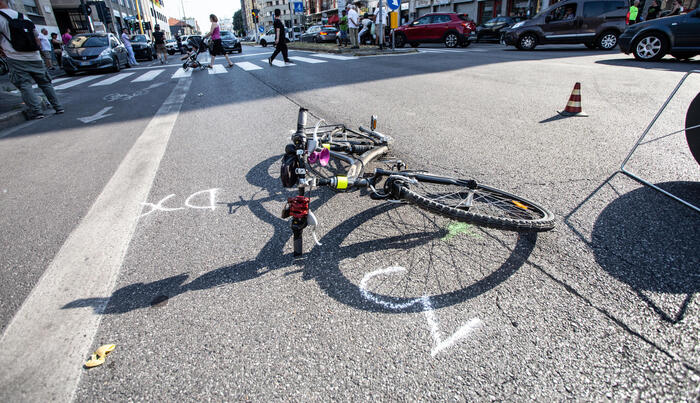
left=258, top=25, right=264, bottom=33
left=387, top=0, right=400, bottom=11
left=293, top=1, right=304, bottom=13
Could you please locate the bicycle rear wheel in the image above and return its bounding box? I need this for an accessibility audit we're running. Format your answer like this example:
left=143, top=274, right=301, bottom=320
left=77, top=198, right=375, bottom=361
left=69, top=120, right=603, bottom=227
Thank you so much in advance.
left=393, top=175, right=555, bottom=231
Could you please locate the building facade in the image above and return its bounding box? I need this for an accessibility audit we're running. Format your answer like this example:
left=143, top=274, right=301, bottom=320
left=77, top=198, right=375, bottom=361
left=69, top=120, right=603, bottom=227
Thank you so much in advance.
left=50, top=0, right=170, bottom=37
left=240, top=0, right=257, bottom=35
left=9, top=0, right=59, bottom=34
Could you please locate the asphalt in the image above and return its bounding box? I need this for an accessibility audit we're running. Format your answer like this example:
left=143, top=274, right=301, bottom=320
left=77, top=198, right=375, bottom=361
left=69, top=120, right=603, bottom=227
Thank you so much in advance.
left=1, top=43, right=699, bottom=401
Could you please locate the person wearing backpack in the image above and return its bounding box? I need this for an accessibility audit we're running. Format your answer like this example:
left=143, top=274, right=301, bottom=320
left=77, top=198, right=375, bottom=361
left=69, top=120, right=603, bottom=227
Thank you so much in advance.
left=0, top=0, right=63, bottom=120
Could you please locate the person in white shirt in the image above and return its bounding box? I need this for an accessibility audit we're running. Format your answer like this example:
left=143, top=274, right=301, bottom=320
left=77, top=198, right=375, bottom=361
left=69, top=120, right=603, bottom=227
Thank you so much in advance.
left=0, top=0, right=62, bottom=119
left=373, top=6, right=387, bottom=45
left=121, top=28, right=138, bottom=66
left=38, top=28, right=53, bottom=69
left=347, top=4, right=360, bottom=49
left=358, top=13, right=371, bottom=45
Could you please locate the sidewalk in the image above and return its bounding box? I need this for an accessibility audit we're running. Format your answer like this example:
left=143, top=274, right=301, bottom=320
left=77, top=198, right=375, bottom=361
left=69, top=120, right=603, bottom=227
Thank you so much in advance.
left=0, top=68, right=66, bottom=131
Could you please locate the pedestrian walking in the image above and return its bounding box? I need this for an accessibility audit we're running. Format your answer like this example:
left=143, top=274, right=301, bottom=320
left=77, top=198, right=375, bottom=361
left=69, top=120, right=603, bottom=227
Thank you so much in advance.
left=121, top=28, right=138, bottom=66
left=628, top=0, right=640, bottom=24
left=51, top=32, right=62, bottom=67
left=0, top=0, right=63, bottom=120
left=61, top=28, right=72, bottom=46
left=152, top=25, right=167, bottom=64
left=38, top=28, right=53, bottom=69
left=203, top=14, right=233, bottom=68
left=646, top=0, right=659, bottom=20
left=268, top=9, right=293, bottom=65
left=348, top=4, right=359, bottom=49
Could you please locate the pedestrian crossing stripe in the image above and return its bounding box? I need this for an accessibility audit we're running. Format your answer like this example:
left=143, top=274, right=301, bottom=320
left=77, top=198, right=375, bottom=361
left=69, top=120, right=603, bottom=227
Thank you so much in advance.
left=289, top=56, right=326, bottom=64
left=310, top=53, right=358, bottom=60
left=54, top=76, right=99, bottom=90
left=235, top=62, right=262, bottom=71
left=132, top=69, right=164, bottom=82
left=171, top=68, right=192, bottom=78
left=90, top=72, right=135, bottom=87
left=263, top=59, right=293, bottom=67
left=208, top=64, right=227, bottom=74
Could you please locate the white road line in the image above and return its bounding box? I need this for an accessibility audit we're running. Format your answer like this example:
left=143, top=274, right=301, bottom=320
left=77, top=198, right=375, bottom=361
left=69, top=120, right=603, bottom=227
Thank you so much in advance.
left=263, top=59, right=294, bottom=67
left=208, top=64, right=227, bottom=74
left=289, top=56, right=326, bottom=64
left=90, top=72, right=135, bottom=86
left=54, top=76, right=99, bottom=90
left=235, top=61, right=262, bottom=71
left=132, top=69, right=165, bottom=82
left=171, top=68, right=192, bottom=78
left=310, top=53, right=358, bottom=60
left=19, top=77, right=72, bottom=91
left=0, top=78, right=192, bottom=402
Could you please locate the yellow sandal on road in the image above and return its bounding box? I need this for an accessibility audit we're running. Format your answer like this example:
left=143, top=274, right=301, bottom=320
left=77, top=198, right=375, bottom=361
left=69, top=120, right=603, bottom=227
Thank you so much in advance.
left=83, top=344, right=116, bottom=368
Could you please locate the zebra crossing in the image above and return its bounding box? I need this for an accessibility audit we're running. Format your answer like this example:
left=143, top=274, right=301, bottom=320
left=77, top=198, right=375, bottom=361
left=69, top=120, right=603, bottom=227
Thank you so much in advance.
left=41, top=53, right=360, bottom=92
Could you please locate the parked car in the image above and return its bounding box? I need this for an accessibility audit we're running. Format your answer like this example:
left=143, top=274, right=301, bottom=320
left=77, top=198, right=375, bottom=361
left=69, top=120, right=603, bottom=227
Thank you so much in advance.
left=503, top=0, right=628, bottom=50
left=219, top=30, right=243, bottom=53
left=165, top=39, right=178, bottom=55
left=619, top=8, right=700, bottom=61
left=180, top=35, right=202, bottom=51
left=394, top=13, right=476, bottom=48
left=299, top=25, right=338, bottom=43
left=62, top=33, right=129, bottom=75
left=468, top=16, right=524, bottom=43
left=129, top=34, right=155, bottom=60
left=259, top=28, right=291, bottom=47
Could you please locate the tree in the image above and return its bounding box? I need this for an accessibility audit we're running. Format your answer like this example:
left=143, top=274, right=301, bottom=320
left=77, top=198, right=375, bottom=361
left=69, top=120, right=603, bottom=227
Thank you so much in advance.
left=233, top=10, right=244, bottom=36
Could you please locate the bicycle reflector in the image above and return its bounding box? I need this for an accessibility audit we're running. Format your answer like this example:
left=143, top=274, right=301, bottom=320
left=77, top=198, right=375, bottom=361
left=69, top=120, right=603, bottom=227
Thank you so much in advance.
left=371, top=115, right=378, bottom=131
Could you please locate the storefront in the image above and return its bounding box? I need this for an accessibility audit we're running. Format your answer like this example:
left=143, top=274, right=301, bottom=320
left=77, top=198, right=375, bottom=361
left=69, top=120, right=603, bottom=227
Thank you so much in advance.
left=506, top=0, right=530, bottom=17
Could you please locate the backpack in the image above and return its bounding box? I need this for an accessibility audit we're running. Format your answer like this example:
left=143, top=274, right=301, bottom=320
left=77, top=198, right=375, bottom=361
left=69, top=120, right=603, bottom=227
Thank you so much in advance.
left=0, top=11, right=39, bottom=52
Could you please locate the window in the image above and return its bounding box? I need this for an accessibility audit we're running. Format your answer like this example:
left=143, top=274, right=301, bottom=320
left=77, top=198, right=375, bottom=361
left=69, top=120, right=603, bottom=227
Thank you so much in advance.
left=433, top=15, right=451, bottom=23
left=583, top=1, right=626, bottom=17
left=110, top=37, right=119, bottom=47
left=22, top=0, right=40, bottom=15
left=549, top=3, right=577, bottom=21
left=413, top=15, right=433, bottom=25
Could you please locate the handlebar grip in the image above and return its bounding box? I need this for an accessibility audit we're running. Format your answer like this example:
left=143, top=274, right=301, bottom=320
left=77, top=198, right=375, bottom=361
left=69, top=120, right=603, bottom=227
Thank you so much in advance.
left=351, top=144, right=374, bottom=153
left=296, top=108, right=308, bottom=135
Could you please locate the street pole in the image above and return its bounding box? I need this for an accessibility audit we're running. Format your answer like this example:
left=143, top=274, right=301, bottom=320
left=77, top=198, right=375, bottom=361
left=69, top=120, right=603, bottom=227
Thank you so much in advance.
left=135, top=0, right=144, bottom=34
left=378, top=0, right=384, bottom=49
left=80, top=0, right=93, bottom=33
left=409, top=0, right=415, bottom=21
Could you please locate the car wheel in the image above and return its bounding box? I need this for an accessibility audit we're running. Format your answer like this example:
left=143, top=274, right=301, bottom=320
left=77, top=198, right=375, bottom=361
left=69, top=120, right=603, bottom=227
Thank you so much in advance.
left=395, top=33, right=406, bottom=48
left=112, top=57, right=120, bottom=73
left=260, top=39, right=267, bottom=47
left=597, top=31, right=618, bottom=50
left=444, top=32, right=459, bottom=48
left=633, top=33, right=668, bottom=61
left=584, top=42, right=597, bottom=49
left=410, top=42, right=419, bottom=48
left=516, top=33, right=537, bottom=50
left=148, top=51, right=154, bottom=61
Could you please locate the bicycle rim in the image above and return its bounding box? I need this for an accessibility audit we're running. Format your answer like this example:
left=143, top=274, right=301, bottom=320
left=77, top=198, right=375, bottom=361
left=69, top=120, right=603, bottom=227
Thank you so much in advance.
left=396, top=178, right=555, bottom=231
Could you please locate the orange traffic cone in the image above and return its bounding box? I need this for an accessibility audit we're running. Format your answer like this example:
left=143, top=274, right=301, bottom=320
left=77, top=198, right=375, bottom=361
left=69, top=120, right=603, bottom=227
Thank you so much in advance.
left=558, top=82, right=588, bottom=117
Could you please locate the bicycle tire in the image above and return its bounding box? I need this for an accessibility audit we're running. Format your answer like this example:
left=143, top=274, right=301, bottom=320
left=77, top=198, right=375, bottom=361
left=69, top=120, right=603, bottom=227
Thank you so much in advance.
left=394, top=176, right=555, bottom=232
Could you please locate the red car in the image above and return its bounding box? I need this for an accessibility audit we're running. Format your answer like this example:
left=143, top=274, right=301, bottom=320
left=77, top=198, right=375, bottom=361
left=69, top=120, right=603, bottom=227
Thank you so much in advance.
left=394, top=13, right=476, bottom=48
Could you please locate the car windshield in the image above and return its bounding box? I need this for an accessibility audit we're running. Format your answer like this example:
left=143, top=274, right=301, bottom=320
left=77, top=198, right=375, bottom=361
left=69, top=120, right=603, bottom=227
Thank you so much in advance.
left=221, top=31, right=236, bottom=39
left=130, top=35, right=147, bottom=42
left=68, top=36, right=108, bottom=48
left=483, top=18, right=498, bottom=26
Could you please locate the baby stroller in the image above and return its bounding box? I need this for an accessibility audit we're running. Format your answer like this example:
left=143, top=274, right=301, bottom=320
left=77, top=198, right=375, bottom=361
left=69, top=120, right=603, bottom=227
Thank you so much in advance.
left=181, top=37, right=206, bottom=71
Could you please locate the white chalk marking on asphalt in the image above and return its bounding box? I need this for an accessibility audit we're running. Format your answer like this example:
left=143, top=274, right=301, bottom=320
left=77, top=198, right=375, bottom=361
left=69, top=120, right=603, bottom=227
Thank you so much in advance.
left=310, top=53, right=358, bottom=60
left=139, top=194, right=185, bottom=218
left=90, top=72, right=135, bottom=86
left=0, top=78, right=192, bottom=402
left=360, top=266, right=483, bottom=357
left=171, top=67, right=192, bottom=78
left=263, top=58, right=294, bottom=67
left=235, top=61, right=263, bottom=71
left=77, top=106, right=114, bottom=124
left=289, top=56, right=327, bottom=64
left=184, top=188, right=218, bottom=211
left=208, top=64, right=227, bottom=74
left=54, top=76, right=99, bottom=90
left=132, top=69, right=165, bottom=82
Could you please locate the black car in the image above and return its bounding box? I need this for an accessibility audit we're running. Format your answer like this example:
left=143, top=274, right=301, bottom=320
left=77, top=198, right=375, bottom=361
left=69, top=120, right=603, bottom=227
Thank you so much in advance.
left=212, top=30, right=242, bottom=53
left=469, top=16, right=523, bottom=43
left=503, top=0, right=628, bottom=50
left=299, top=25, right=338, bottom=43
left=619, top=9, right=700, bottom=61
left=62, top=33, right=129, bottom=75
left=129, top=35, right=155, bottom=61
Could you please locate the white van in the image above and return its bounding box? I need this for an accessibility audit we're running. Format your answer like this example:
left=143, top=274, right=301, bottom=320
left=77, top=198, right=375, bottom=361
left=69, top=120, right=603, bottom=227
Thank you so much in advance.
left=258, top=26, right=302, bottom=46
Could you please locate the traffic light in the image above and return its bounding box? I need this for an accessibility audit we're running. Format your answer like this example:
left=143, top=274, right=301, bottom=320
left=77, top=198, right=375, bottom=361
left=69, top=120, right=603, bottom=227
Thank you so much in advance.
left=252, top=9, right=259, bottom=23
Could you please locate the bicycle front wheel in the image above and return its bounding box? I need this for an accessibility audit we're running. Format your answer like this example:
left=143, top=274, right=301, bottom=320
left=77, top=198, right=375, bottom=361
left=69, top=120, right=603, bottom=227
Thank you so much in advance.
left=394, top=175, right=555, bottom=232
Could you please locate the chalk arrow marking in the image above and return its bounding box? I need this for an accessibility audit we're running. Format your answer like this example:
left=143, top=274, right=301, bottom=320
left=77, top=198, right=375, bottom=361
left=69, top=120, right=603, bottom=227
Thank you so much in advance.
left=78, top=107, right=113, bottom=124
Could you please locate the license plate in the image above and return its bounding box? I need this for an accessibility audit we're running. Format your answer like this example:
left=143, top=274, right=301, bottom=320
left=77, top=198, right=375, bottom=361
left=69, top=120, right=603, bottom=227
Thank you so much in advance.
left=80, top=61, right=92, bottom=66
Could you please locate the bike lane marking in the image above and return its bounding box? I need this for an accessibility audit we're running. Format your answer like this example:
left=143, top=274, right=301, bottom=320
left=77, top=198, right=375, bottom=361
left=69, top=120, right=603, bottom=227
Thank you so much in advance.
left=0, top=78, right=192, bottom=402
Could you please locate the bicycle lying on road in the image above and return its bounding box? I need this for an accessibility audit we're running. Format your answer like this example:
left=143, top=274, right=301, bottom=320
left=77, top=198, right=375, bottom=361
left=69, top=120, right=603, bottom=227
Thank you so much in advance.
left=280, top=108, right=555, bottom=256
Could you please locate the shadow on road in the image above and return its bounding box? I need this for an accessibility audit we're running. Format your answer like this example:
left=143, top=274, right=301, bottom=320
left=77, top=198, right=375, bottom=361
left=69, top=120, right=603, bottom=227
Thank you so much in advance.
left=595, top=57, right=700, bottom=72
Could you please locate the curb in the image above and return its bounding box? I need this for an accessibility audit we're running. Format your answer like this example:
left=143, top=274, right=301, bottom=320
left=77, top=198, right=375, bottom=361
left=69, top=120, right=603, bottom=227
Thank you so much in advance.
left=0, top=94, right=51, bottom=133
